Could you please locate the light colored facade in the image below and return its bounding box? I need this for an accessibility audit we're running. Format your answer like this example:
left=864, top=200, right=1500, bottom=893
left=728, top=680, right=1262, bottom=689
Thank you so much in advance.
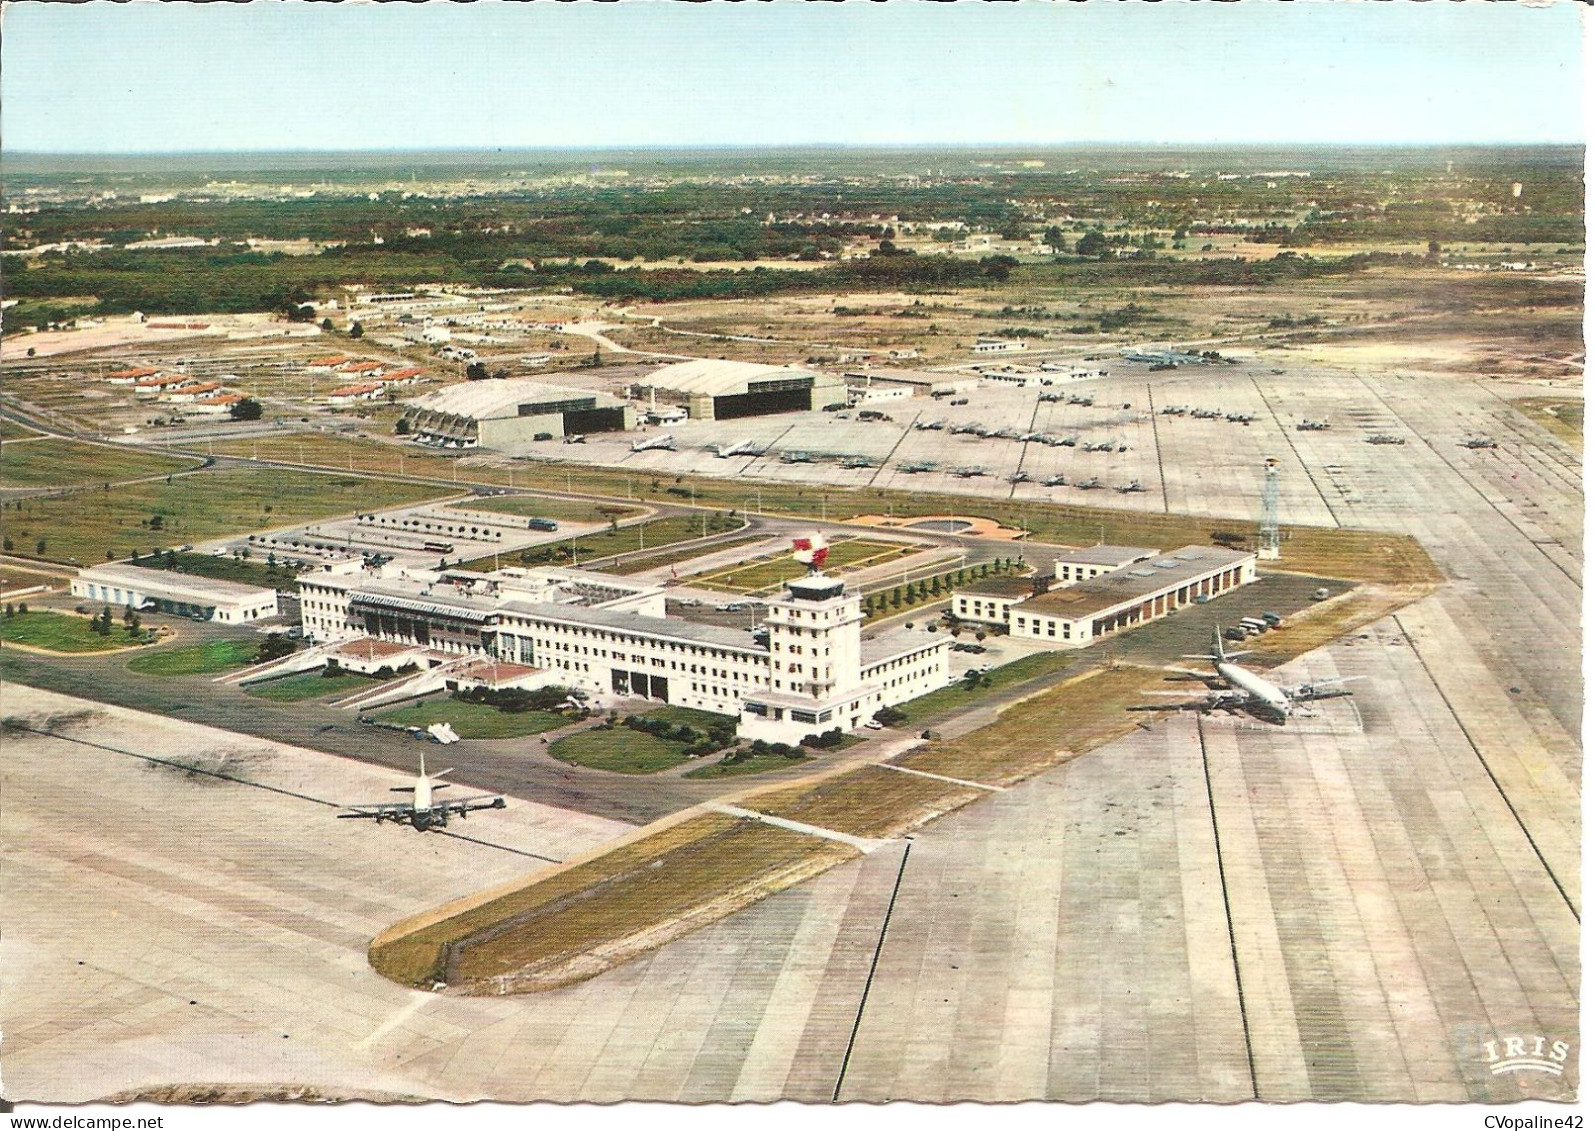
left=403, top=378, right=633, bottom=448
left=951, top=574, right=1036, bottom=625
left=296, top=561, right=949, bottom=741
left=1052, top=545, right=1159, bottom=586
left=972, top=338, right=1028, bottom=354
left=72, top=563, right=278, bottom=624
left=1009, top=547, right=1256, bottom=648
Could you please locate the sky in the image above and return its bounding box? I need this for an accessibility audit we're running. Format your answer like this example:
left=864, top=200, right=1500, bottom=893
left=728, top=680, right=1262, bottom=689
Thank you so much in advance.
left=1, top=0, right=1585, bottom=153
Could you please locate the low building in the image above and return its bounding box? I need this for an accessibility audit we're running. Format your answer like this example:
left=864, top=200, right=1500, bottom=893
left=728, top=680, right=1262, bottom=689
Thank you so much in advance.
left=951, top=573, right=1039, bottom=625
left=376, top=367, right=426, bottom=386
left=972, top=338, right=1028, bottom=354
left=327, top=382, right=384, bottom=405
left=133, top=375, right=191, bottom=396
left=1052, top=545, right=1159, bottom=586
left=163, top=381, right=222, bottom=403
left=185, top=393, right=245, bottom=417
left=107, top=366, right=159, bottom=385
left=305, top=355, right=355, bottom=373
left=338, top=360, right=385, bottom=376
left=402, top=378, right=633, bottom=448
left=1009, top=546, right=1256, bottom=647
left=72, top=563, right=279, bottom=624
left=846, top=382, right=913, bottom=405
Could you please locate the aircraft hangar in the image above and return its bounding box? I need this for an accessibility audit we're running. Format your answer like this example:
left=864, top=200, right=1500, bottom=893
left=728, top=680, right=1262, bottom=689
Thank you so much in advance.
left=402, top=377, right=634, bottom=447
left=636, top=359, right=847, bottom=421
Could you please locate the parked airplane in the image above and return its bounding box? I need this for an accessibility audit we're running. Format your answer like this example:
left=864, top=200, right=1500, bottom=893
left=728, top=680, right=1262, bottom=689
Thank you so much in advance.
left=1461, top=436, right=1498, bottom=449
left=1118, top=479, right=1145, bottom=493
left=1083, top=440, right=1116, bottom=453
left=562, top=433, right=587, bottom=444
left=1041, top=474, right=1068, bottom=487
left=714, top=438, right=764, bottom=458
left=914, top=418, right=947, bottom=431
left=840, top=455, right=874, bottom=469
left=1160, top=405, right=1189, bottom=416
left=1296, top=419, right=1331, bottom=431
left=898, top=460, right=938, bottom=474
left=1225, top=412, right=1254, bottom=425
left=338, top=752, right=506, bottom=831
left=1074, top=476, right=1102, bottom=490
left=950, top=423, right=981, bottom=436
left=1007, top=470, right=1031, bottom=484
left=1366, top=433, right=1407, bottom=446
left=1133, top=627, right=1357, bottom=725
left=780, top=451, right=816, bottom=464
left=1067, top=394, right=1095, bottom=406
left=1039, top=392, right=1064, bottom=403
left=631, top=433, right=676, bottom=452
left=951, top=465, right=987, bottom=478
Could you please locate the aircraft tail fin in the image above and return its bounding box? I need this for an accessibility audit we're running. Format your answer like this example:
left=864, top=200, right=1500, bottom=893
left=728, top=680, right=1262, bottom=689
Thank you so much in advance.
left=1210, top=624, right=1227, bottom=664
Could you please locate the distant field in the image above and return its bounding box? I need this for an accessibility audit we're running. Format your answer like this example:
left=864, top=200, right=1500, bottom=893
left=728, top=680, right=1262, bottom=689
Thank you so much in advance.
left=0, top=420, right=40, bottom=441
left=1514, top=397, right=1583, bottom=451
left=374, top=697, right=568, bottom=740
left=2, top=468, right=450, bottom=565
left=126, top=638, right=262, bottom=676
left=449, top=495, right=643, bottom=524
left=0, top=439, right=200, bottom=490
left=0, top=610, right=140, bottom=654
left=245, top=670, right=374, bottom=702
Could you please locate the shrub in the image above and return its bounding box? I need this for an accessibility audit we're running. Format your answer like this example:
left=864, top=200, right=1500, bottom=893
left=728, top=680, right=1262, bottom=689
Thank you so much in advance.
left=873, top=706, right=907, bottom=727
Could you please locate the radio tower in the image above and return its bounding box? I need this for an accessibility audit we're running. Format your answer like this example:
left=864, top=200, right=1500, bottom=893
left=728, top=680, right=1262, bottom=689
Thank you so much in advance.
left=1258, top=458, right=1281, bottom=561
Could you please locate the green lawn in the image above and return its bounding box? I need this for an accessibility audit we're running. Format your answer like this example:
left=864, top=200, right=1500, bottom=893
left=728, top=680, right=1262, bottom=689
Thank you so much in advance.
left=549, top=726, right=697, bottom=774
left=468, top=514, right=744, bottom=572
left=0, top=420, right=40, bottom=441
left=698, top=538, right=919, bottom=593
left=4, top=468, right=452, bottom=565
left=0, top=610, right=141, bottom=653
left=449, top=495, right=643, bottom=524
left=612, top=533, right=769, bottom=577
left=0, top=439, right=201, bottom=490
left=126, top=638, right=262, bottom=675
left=684, top=751, right=812, bottom=779
left=887, top=649, right=1076, bottom=726
left=131, top=551, right=301, bottom=590
left=245, top=670, right=375, bottom=703
left=636, top=705, right=739, bottom=731
left=374, top=697, right=569, bottom=740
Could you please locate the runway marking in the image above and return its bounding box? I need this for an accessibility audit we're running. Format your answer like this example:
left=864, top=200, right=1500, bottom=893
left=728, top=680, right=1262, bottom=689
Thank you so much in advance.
left=356, top=991, right=435, bottom=1050
left=873, top=761, right=1004, bottom=792
left=832, top=839, right=913, bottom=1102
left=1195, top=716, right=1261, bottom=1100
left=1390, top=615, right=1580, bottom=922
left=1, top=721, right=563, bottom=863
left=707, top=803, right=887, bottom=853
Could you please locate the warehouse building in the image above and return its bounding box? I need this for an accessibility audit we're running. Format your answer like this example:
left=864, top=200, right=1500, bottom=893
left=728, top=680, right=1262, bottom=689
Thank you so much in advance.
left=72, top=563, right=279, bottom=624
left=636, top=359, right=846, bottom=422
left=402, top=378, right=634, bottom=448
left=296, top=560, right=948, bottom=742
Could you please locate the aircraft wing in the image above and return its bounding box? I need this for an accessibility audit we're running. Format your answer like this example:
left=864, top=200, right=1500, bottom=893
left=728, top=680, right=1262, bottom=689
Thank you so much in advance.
left=1131, top=690, right=1248, bottom=714
left=1285, top=676, right=1362, bottom=702
left=438, top=794, right=507, bottom=818
left=338, top=803, right=415, bottom=820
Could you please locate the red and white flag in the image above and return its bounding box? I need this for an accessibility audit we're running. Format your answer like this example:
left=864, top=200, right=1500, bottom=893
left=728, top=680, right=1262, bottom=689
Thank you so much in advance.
left=792, top=532, right=830, bottom=570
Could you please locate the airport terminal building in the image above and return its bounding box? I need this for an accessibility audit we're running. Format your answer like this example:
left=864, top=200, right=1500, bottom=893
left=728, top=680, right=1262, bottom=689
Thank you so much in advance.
left=297, top=560, right=949, bottom=741
left=402, top=378, right=634, bottom=448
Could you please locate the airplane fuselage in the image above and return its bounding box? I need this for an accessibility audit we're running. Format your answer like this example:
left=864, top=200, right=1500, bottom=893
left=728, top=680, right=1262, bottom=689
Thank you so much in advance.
left=1215, top=660, right=1293, bottom=720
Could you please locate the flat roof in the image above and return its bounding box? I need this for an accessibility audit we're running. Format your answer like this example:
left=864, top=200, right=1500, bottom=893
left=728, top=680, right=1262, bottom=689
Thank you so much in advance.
left=862, top=633, right=951, bottom=668
left=80, top=563, right=276, bottom=602
left=645, top=359, right=834, bottom=397
left=406, top=378, right=621, bottom=421
left=958, top=575, right=1037, bottom=599
left=1053, top=545, right=1160, bottom=567
left=1021, top=546, right=1254, bottom=622
left=503, top=600, right=769, bottom=655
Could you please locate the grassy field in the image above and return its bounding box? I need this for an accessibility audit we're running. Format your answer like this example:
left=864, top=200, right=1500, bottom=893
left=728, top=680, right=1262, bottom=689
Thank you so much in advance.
left=612, top=533, right=769, bottom=577
left=549, top=726, right=697, bottom=774
left=752, top=763, right=986, bottom=840
left=209, top=432, right=1438, bottom=586
left=692, top=537, right=915, bottom=594
left=374, top=697, right=569, bottom=740
left=2, top=468, right=451, bottom=565
left=465, top=513, right=744, bottom=572
left=137, top=551, right=302, bottom=590
left=125, top=638, right=262, bottom=676
left=1513, top=396, right=1584, bottom=451
left=0, top=610, right=142, bottom=653
left=0, top=439, right=201, bottom=490
left=885, top=649, right=1077, bottom=726
left=369, top=813, right=857, bottom=991
left=245, top=670, right=374, bottom=702
left=638, top=705, right=738, bottom=730
left=449, top=495, right=643, bottom=524
left=0, top=420, right=40, bottom=440
left=683, top=751, right=813, bottom=779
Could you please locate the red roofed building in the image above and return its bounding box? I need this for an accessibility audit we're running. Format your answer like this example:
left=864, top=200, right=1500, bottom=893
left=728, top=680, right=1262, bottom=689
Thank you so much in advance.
left=134, top=375, right=191, bottom=395
left=107, top=366, right=160, bottom=384
left=327, top=383, right=383, bottom=404
left=163, top=381, right=223, bottom=403
left=338, top=360, right=384, bottom=374
left=184, top=394, right=245, bottom=417
left=376, top=367, right=425, bottom=385
left=305, top=355, right=355, bottom=372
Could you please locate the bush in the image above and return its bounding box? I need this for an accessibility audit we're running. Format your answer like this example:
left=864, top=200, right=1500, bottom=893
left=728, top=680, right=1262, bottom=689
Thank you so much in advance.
left=873, top=706, right=907, bottom=727
left=456, top=684, right=571, bottom=713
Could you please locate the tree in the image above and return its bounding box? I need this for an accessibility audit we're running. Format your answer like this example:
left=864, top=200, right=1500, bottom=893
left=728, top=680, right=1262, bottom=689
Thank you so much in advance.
left=1427, top=239, right=1442, bottom=258
left=34, top=538, right=45, bottom=556
left=349, top=321, right=364, bottom=339
left=320, top=317, right=334, bottom=332
left=1043, top=225, right=1065, bottom=249
left=395, top=417, right=411, bottom=435
left=1076, top=230, right=1110, bottom=258
left=464, top=362, right=489, bottom=381
left=231, top=397, right=263, bottom=421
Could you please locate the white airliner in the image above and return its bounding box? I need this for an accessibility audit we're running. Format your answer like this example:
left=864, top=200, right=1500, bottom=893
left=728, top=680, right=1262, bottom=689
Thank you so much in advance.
left=1135, top=626, right=1357, bottom=724
left=631, top=433, right=676, bottom=452
left=338, top=752, right=506, bottom=831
